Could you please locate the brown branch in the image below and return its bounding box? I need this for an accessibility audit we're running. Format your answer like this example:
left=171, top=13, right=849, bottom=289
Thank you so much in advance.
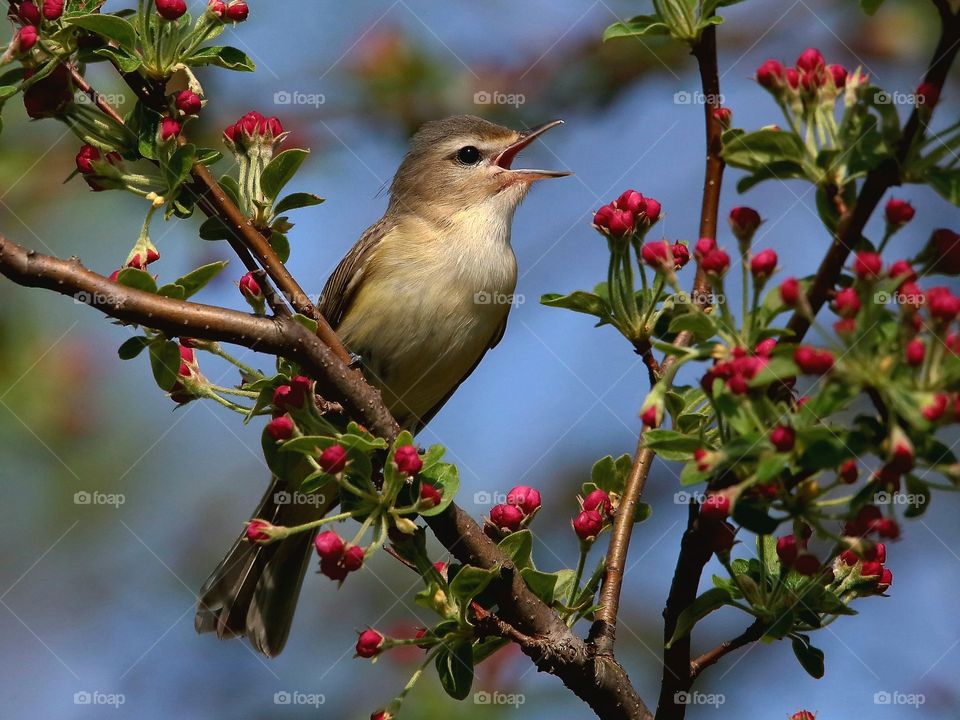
left=787, top=6, right=960, bottom=341
left=591, top=23, right=725, bottom=657
left=689, top=619, right=765, bottom=681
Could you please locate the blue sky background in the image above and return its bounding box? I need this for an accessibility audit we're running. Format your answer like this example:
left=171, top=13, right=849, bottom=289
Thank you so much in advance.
left=0, top=0, right=958, bottom=718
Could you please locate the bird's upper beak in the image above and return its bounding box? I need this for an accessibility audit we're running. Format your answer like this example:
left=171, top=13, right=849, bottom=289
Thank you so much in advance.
left=493, top=119, right=572, bottom=180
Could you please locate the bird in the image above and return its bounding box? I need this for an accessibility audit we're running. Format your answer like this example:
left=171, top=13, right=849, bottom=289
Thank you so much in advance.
left=195, top=115, right=570, bottom=656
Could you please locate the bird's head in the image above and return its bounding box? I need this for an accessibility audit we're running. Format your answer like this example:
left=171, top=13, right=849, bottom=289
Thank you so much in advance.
left=388, top=115, right=570, bottom=222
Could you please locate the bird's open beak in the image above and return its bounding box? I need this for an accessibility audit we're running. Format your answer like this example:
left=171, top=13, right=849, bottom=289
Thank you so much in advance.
left=493, top=119, right=572, bottom=179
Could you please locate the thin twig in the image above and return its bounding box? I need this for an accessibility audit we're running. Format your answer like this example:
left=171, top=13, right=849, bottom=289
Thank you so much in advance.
left=689, top=619, right=766, bottom=680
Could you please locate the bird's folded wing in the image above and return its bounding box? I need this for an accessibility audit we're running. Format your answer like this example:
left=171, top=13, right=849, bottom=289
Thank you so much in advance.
left=318, top=216, right=392, bottom=329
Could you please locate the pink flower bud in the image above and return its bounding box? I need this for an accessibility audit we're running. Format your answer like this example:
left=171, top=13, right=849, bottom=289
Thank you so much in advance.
left=828, top=64, right=847, bottom=88
left=793, top=346, right=834, bottom=375
left=875, top=518, right=900, bottom=539
left=207, top=0, right=226, bottom=17
left=343, top=544, right=364, bottom=572
left=419, top=483, right=442, bottom=508
left=394, top=445, right=423, bottom=476
left=700, top=248, right=730, bottom=275
left=839, top=459, right=858, bottom=484
left=755, top=338, right=777, bottom=357
left=582, top=488, right=613, bottom=518
left=756, top=59, right=784, bottom=90
left=876, top=568, right=893, bottom=592
left=314, top=530, right=345, bottom=561
left=265, top=416, right=294, bottom=441
left=17, top=25, right=38, bottom=52
left=155, top=0, right=187, bottom=20
left=245, top=519, right=273, bottom=543
left=729, top=206, right=761, bottom=244
left=769, top=425, right=795, bottom=452
left=319, top=444, right=348, bottom=474
left=853, top=251, right=883, bottom=279
left=707, top=521, right=737, bottom=555
left=905, top=338, right=925, bottom=367
left=832, top=287, right=860, bottom=318
left=916, top=81, right=940, bottom=108
left=573, top=509, right=604, bottom=541
left=776, top=535, right=798, bottom=566
left=506, top=485, right=541, bottom=515
left=238, top=271, right=263, bottom=301
left=640, top=404, right=659, bottom=428
left=888, top=259, right=916, bottom=285
left=356, top=629, right=384, bottom=658
left=780, top=276, right=801, bottom=306
left=593, top=203, right=634, bottom=238
left=693, top=236, right=716, bottom=259
left=712, top=106, right=732, bottom=128
left=641, top=240, right=672, bottom=269
left=75, top=144, right=101, bottom=174
left=693, top=448, right=717, bottom=472
left=671, top=241, right=690, bottom=269
left=796, top=48, right=825, bottom=72
left=272, top=384, right=305, bottom=413
left=794, top=552, right=820, bottom=576
left=320, top=556, right=348, bottom=581
left=884, top=198, right=915, bottom=227
left=928, top=228, right=960, bottom=275
left=371, top=711, right=394, bottom=720
left=928, top=287, right=960, bottom=321
left=700, top=494, right=730, bottom=522
left=41, top=0, right=62, bottom=20
left=790, top=712, right=816, bottom=720
left=750, top=248, right=778, bottom=280
left=642, top=197, right=662, bottom=223
left=159, top=117, right=181, bottom=141
left=616, top=189, right=645, bottom=214
left=174, top=90, right=202, bottom=115
left=490, top=503, right=523, bottom=532
left=224, top=0, right=249, bottom=21
left=923, top=392, right=949, bottom=422
left=19, top=2, right=41, bottom=23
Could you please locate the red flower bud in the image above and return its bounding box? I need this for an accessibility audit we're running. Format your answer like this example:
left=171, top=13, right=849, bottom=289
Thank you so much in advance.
left=785, top=68, right=800, bottom=90
left=490, top=503, right=523, bottom=532
left=593, top=203, right=634, bottom=238
left=729, top=206, right=761, bottom=244
left=793, top=346, right=834, bottom=375
left=780, top=276, right=801, bottom=306
left=314, top=530, right=344, bottom=561
left=582, top=488, right=613, bottom=518
left=693, top=236, right=716, bottom=259
left=876, top=567, right=893, bottom=592
left=343, top=544, right=364, bottom=572
left=394, top=445, right=423, bottom=476
left=616, top=189, right=645, bottom=214
left=853, top=251, right=883, bottom=279
left=828, top=64, right=847, bottom=88
left=839, top=459, right=858, bottom=484
left=159, top=117, right=181, bottom=141
left=641, top=240, right=672, bottom=269
left=273, top=383, right=306, bottom=413
left=794, top=552, right=820, bottom=576
left=356, top=629, right=384, bottom=658
left=832, top=287, right=860, bottom=318
left=671, top=241, right=690, bottom=269
left=573, top=509, right=604, bottom=541
left=371, top=711, right=394, bottom=720
left=834, top=317, right=857, bottom=337
left=796, top=48, right=825, bottom=72
left=265, top=416, right=294, bottom=441
left=17, top=25, right=38, bottom=52
left=923, top=392, right=949, bottom=422
left=319, top=444, right=348, bottom=474
left=888, top=259, right=916, bottom=285
left=643, top=197, right=662, bottom=223
left=155, top=0, right=187, bottom=20
left=174, top=90, right=202, bottom=115
left=41, top=0, right=62, bottom=19
left=707, top=521, right=737, bottom=555
left=420, top=483, right=442, bottom=508
left=640, top=404, right=659, bottom=428
left=750, top=248, right=778, bottom=280
left=245, top=519, right=273, bottom=543
left=754, top=338, right=776, bottom=357
left=776, top=535, right=799, bottom=566
left=75, top=144, right=102, bottom=174
left=769, top=425, right=795, bottom=452
left=884, top=198, right=915, bottom=227
left=506, top=485, right=541, bottom=515
left=224, top=0, right=249, bottom=21
left=928, top=287, right=960, bottom=322
left=756, top=59, right=784, bottom=90
left=19, top=2, right=41, bottom=23
left=208, top=0, right=226, bottom=17
left=790, top=711, right=816, bottom=720
left=700, top=248, right=730, bottom=275
left=238, top=271, right=263, bottom=301
left=928, top=228, right=960, bottom=275
left=712, top=107, right=732, bottom=128
left=320, top=556, right=348, bottom=581
left=916, top=81, right=940, bottom=108
left=875, top=518, right=900, bottom=539
left=700, top=494, right=730, bottom=522
left=905, top=338, right=925, bottom=367
left=693, top=448, right=717, bottom=472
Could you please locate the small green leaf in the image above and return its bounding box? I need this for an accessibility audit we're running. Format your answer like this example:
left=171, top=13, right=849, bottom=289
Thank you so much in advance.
left=497, top=530, right=533, bottom=569
left=732, top=498, right=782, bottom=534
left=269, top=231, right=290, bottom=263
left=185, top=46, right=255, bottom=72
left=274, top=192, right=325, bottom=214
left=157, top=284, right=186, bottom=300
left=448, top=565, right=497, bottom=605
left=668, top=311, right=717, bottom=341
left=199, top=216, right=232, bottom=240
left=666, top=587, right=731, bottom=648
left=722, top=129, right=806, bottom=174
left=436, top=641, right=474, bottom=700
left=926, top=167, right=960, bottom=207
left=149, top=340, right=181, bottom=391
left=791, top=636, right=825, bottom=678
left=116, top=267, right=157, bottom=294
left=91, top=46, right=141, bottom=72
left=540, top=290, right=609, bottom=319
left=118, top=336, right=150, bottom=360
left=164, top=143, right=196, bottom=193
left=418, top=448, right=459, bottom=517
left=66, top=14, right=138, bottom=52
left=260, top=148, right=310, bottom=201
left=642, top=429, right=702, bottom=461
left=520, top=568, right=576, bottom=606
left=174, top=260, right=227, bottom=298
left=602, top=14, right=671, bottom=41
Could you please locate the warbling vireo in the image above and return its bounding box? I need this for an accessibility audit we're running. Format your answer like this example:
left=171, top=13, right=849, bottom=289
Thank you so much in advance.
left=196, top=115, right=569, bottom=656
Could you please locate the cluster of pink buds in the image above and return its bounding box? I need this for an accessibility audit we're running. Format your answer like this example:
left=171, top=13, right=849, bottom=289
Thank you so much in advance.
left=272, top=375, right=314, bottom=415
left=8, top=0, right=64, bottom=55
left=208, top=0, right=249, bottom=22
left=75, top=144, right=124, bottom=192
left=315, top=529, right=365, bottom=581
left=223, top=111, right=285, bottom=152
left=640, top=240, right=690, bottom=272
left=836, top=540, right=893, bottom=593
left=755, top=48, right=861, bottom=107
left=485, top=485, right=542, bottom=537
left=701, top=341, right=775, bottom=396
left=843, top=505, right=899, bottom=541
left=775, top=525, right=820, bottom=576
left=573, top=488, right=615, bottom=542
left=693, top=237, right=731, bottom=276
left=593, top=190, right=662, bottom=240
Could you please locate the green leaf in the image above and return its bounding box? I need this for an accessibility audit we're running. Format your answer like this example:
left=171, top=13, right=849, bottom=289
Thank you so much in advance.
left=269, top=232, right=290, bottom=263
left=174, top=260, right=227, bottom=298
left=540, top=290, right=609, bottom=319
left=791, top=636, right=825, bottom=678
left=436, top=641, right=474, bottom=700
left=199, top=216, right=232, bottom=240
left=163, top=143, right=196, bottom=193
left=418, top=448, right=460, bottom=517
left=149, top=340, right=181, bottom=391
left=642, top=429, right=702, bottom=461
left=602, top=14, right=671, bottom=41
left=116, top=267, right=157, bottom=294
left=732, top=498, right=782, bottom=534
left=926, top=167, right=960, bottom=207
left=590, top=454, right=632, bottom=493
left=129, top=102, right=161, bottom=160
left=91, top=46, right=141, bottom=73
left=185, top=46, right=255, bottom=72
left=666, top=587, right=731, bottom=648
left=157, top=284, right=186, bottom=300
left=260, top=149, right=310, bottom=201
left=117, top=336, right=150, bottom=360
left=449, top=565, right=497, bottom=605
left=764, top=609, right=795, bottom=640
left=520, top=568, right=575, bottom=606
left=66, top=14, right=138, bottom=52
left=497, top=530, right=533, bottom=569
left=218, top=175, right=242, bottom=206
left=859, top=0, right=885, bottom=14
left=722, top=129, right=806, bottom=173
left=274, top=192, right=325, bottom=214
left=668, top=311, right=717, bottom=341
left=634, top=501, right=652, bottom=524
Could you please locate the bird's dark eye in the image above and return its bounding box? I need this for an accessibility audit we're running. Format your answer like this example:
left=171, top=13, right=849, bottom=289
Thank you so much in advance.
left=456, top=145, right=481, bottom=165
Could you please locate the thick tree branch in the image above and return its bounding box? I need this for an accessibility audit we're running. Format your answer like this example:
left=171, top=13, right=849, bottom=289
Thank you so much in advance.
left=787, top=6, right=960, bottom=341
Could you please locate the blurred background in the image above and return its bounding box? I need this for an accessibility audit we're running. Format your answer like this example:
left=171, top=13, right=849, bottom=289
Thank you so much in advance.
left=1, top=0, right=958, bottom=718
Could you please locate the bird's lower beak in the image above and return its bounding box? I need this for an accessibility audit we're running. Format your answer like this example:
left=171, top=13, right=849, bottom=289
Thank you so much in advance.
left=493, top=119, right=572, bottom=179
